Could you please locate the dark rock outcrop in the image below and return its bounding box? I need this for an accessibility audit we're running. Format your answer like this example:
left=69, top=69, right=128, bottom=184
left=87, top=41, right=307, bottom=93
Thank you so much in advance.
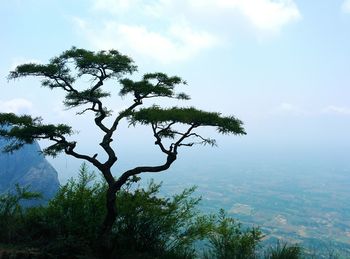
left=0, top=139, right=60, bottom=203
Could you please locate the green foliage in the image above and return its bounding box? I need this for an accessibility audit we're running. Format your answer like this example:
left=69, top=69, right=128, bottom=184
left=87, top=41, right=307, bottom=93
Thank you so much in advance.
left=45, top=163, right=106, bottom=240
left=204, top=209, right=262, bottom=259
left=119, top=72, right=189, bottom=100
left=130, top=106, right=246, bottom=135
left=64, top=88, right=111, bottom=108
left=0, top=185, right=41, bottom=242
left=264, top=241, right=302, bottom=259
left=9, top=62, right=75, bottom=86
left=0, top=165, right=206, bottom=257
left=0, top=113, right=72, bottom=154
left=60, top=47, right=137, bottom=78
left=113, top=182, right=212, bottom=258
left=8, top=47, right=136, bottom=86
left=0, top=164, right=104, bottom=257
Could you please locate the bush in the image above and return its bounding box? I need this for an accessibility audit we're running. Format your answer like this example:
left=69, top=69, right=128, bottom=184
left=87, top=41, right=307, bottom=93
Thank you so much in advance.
left=203, top=209, right=262, bottom=259
left=264, top=241, right=302, bottom=259
left=113, top=181, right=212, bottom=258
left=0, top=184, right=41, bottom=242
left=0, top=163, right=105, bottom=257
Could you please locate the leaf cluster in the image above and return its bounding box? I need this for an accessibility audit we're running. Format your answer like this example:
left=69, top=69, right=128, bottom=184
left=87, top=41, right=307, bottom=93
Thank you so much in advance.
left=120, top=72, right=189, bottom=100
left=63, top=88, right=111, bottom=108
left=0, top=113, right=72, bottom=153
left=131, top=106, right=246, bottom=135
left=9, top=60, right=74, bottom=87
left=8, top=47, right=136, bottom=84
left=60, top=47, right=137, bottom=78
left=8, top=47, right=137, bottom=114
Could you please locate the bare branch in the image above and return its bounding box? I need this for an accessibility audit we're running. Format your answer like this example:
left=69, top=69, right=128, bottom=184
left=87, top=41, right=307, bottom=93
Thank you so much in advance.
left=178, top=143, right=194, bottom=147
left=76, top=106, right=99, bottom=115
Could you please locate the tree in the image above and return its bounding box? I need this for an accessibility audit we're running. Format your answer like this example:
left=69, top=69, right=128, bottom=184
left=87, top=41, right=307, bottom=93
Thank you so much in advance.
left=0, top=47, right=246, bottom=237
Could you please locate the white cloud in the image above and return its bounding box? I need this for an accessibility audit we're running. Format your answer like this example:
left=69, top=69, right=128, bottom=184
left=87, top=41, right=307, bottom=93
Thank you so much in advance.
left=189, top=0, right=301, bottom=31
left=74, top=19, right=218, bottom=63
left=342, top=0, right=350, bottom=13
left=232, top=0, right=301, bottom=31
left=91, top=0, right=301, bottom=32
left=81, top=0, right=301, bottom=63
left=0, top=98, right=33, bottom=114
left=323, top=105, right=350, bottom=115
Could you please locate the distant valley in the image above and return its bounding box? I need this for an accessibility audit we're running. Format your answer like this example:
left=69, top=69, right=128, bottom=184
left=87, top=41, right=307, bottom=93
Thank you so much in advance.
left=144, top=157, right=350, bottom=257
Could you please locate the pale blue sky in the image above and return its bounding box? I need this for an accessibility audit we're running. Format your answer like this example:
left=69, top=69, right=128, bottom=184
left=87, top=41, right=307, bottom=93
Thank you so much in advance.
left=1, top=0, right=350, bottom=180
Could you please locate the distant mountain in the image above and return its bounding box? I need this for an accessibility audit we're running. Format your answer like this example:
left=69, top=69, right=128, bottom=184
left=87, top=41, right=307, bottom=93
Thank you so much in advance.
left=0, top=138, right=60, bottom=203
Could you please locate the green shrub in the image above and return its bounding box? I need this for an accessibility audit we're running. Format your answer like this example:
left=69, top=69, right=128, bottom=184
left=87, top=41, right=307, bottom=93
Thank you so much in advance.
left=0, top=184, right=41, bottom=242
left=264, top=241, right=302, bottom=259
left=112, top=181, right=213, bottom=258
left=45, top=163, right=106, bottom=241
left=0, top=163, right=105, bottom=257
left=203, top=209, right=262, bottom=259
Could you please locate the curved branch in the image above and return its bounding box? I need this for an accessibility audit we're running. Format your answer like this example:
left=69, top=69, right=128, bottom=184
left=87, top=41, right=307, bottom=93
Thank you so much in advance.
left=94, top=100, right=109, bottom=133
left=100, top=100, right=143, bottom=168
left=63, top=141, right=115, bottom=185
left=151, top=123, right=171, bottom=155
left=113, top=153, right=177, bottom=192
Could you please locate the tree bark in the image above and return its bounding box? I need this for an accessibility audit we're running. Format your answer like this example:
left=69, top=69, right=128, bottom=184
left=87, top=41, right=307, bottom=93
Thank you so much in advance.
left=102, top=186, right=118, bottom=235
left=98, top=186, right=118, bottom=258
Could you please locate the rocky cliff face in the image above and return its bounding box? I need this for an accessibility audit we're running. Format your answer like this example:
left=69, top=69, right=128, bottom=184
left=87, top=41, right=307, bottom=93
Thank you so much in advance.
left=0, top=139, right=60, bottom=202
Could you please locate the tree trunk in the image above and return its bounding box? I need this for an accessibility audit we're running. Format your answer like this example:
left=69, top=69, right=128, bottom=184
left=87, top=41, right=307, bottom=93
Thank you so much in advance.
left=97, top=186, right=118, bottom=258
left=102, top=186, right=118, bottom=235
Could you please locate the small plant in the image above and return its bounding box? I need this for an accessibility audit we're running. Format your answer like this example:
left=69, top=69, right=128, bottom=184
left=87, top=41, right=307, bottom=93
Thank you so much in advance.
left=204, top=209, right=263, bottom=259
left=0, top=184, right=41, bottom=242
left=265, top=241, right=302, bottom=259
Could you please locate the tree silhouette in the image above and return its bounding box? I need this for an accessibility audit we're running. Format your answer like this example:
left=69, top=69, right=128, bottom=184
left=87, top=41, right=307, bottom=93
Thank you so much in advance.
left=0, top=47, right=245, bottom=236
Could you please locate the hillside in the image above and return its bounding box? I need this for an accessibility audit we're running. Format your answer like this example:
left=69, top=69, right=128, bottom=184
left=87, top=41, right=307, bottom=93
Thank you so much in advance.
left=0, top=138, right=59, bottom=202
